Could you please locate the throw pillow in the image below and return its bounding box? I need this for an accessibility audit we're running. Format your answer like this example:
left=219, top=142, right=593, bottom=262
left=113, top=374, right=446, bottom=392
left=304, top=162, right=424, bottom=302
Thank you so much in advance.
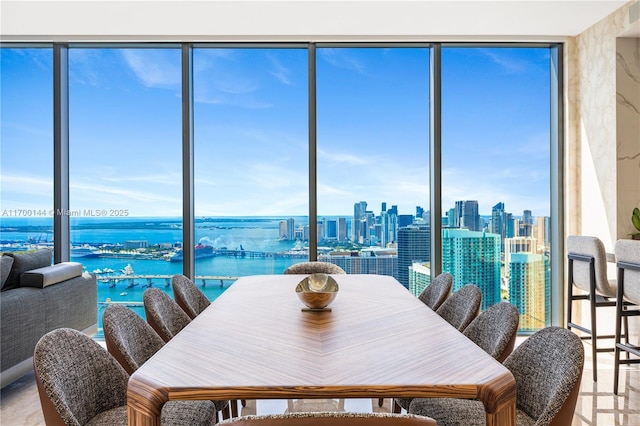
left=0, top=255, right=14, bottom=290
left=2, top=248, right=53, bottom=291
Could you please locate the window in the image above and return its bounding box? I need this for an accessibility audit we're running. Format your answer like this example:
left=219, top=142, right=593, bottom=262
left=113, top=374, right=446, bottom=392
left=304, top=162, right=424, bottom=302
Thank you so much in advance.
left=441, top=47, right=552, bottom=331
left=0, top=47, right=54, bottom=253
left=316, top=46, right=430, bottom=290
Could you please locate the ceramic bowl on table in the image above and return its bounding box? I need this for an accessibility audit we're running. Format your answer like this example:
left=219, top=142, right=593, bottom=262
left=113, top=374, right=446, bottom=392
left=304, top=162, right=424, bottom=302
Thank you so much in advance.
left=295, top=273, right=339, bottom=310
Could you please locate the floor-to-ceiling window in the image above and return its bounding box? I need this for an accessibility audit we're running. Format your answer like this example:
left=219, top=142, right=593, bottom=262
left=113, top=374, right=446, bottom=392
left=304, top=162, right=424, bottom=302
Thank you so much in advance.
left=193, top=46, right=309, bottom=279
left=316, top=46, right=430, bottom=292
left=440, top=46, right=552, bottom=331
left=0, top=43, right=559, bottom=335
left=0, top=47, right=54, bottom=255
left=67, top=46, right=183, bottom=331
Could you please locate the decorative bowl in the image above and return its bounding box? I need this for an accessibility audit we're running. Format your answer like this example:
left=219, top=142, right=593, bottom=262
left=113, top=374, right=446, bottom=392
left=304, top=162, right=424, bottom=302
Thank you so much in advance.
left=295, top=273, right=339, bottom=310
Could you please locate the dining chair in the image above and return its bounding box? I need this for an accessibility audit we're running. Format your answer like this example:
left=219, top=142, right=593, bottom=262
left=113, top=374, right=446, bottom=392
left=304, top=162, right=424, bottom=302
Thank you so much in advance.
left=613, top=239, right=640, bottom=395
left=102, top=304, right=232, bottom=419
left=218, top=412, right=438, bottom=425
left=408, top=326, right=584, bottom=426
left=143, top=287, right=191, bottom=342
left=33, top=327, right=217, bottom=426
left=393, top=300, right=519, bottom=413
left=566, top=235, right=625, bottom=381
left=418, top=272, right=453, bottom=310
left=283, top=261, right=346, bottom=275
left=435, top=284, right=482, bottom=331
left=172, top=273, right=211, bottom=319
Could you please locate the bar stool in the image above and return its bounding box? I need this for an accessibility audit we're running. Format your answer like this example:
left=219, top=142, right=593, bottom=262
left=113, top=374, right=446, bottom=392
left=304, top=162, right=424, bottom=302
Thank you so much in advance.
left=613, top=239, right=640, bottom=395
left=566, top=235, right=627, bottom=382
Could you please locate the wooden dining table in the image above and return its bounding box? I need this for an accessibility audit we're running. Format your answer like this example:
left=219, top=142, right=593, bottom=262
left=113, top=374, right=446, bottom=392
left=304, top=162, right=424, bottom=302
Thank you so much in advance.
left=127, top=274, right=516, bottom=426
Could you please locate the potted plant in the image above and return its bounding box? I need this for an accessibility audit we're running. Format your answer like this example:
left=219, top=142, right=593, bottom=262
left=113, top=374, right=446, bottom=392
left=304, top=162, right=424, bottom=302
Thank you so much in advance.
left=632, top=208, right=640, bottom=240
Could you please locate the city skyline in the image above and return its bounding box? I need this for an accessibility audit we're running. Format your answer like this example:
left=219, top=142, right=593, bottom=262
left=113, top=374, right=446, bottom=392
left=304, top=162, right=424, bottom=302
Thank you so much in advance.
left=2, top=46, right=551, bottom=218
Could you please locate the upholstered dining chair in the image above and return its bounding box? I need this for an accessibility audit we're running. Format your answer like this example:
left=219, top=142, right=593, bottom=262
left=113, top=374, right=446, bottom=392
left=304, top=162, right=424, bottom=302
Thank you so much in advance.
left=613, top=239, right=640, bottom=395
left=283, top=261, right=346, bottom=275
left=33, top=327, right=217, bottom=426
left=172, top=273, right=211, bottom=319
left=102, top=304, right=232, bottom=419
left=435, top=284, right=482, bottom=332
left=408, top=326, right=584, bottom=426
left=418, top=272, right=453, bottom=310
left=143, top=287, right=191, bottom=342
left=218, top=412, right=438, bottom=426
left=393, top=300, right=519, bottom=413
left=566, top=235, right=624, bottom=381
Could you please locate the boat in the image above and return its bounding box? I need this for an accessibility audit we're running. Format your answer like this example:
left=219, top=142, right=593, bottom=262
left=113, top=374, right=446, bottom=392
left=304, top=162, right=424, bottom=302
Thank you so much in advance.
left=70, top=245, right=100, bottom=258
left=169, top=244, right=215, bottom=262
left=121, top=264, right=134, bottom=275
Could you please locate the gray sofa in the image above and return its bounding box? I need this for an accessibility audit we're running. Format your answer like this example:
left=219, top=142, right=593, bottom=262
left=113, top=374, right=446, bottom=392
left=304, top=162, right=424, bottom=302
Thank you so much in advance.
left=0, top=249, right=97, bottom=388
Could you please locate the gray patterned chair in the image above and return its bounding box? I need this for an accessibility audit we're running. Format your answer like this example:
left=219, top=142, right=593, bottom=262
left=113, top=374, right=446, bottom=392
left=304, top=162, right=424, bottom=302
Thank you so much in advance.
left=102, top=304, right=232, bottom=419
left=33, top=327, right=216, bottom=426
left=566, top=235, right=623, bottom=382
left=418, top=272, right=453, bottom=310
left=283, top=261, right=346, bottom=275
left=393, top=300, right=520, bottom=413
left=218, top=412, right=437, bottom=426
left=171, top=274, right=211, bottom=319
left=613, top=239, right=640, bottom=395
left=435, top=284, right=482, bottom=332
left=143, top=287, right=191, bottom=342
left=408, top=326, right=584, bottom=426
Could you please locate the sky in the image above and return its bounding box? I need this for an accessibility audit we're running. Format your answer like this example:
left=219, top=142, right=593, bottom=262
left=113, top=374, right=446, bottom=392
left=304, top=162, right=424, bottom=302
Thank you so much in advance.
left=1, top=45, right=551, bottom=219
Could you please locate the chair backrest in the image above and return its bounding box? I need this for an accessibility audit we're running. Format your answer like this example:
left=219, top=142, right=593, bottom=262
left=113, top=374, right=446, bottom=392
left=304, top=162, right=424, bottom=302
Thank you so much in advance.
left=615, top=239, right=640, bottom=304
left=567, top=235, right=616, bottom=297
left=418, top=272, right=453, bottom=310
left=463, top=301, right=519, bottom=362
left=172, top=274, right=211, bottom=319
left=218, top=412, right=437, bottom=426
left=143, top=287, right=191, bottom=342
left=435, top=284, right=482, bottom=331
left=283, top=261, right=346, bottom=275
left=33, top=328, right=128, bottom=426
left=504, top=326, right=584, bottom=426
left=103, top=304, right=165, bottom=375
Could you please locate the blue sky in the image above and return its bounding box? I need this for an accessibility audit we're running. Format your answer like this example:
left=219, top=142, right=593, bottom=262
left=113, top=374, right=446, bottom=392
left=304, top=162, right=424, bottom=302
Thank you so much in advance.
left=1, top=46, right=550, bottom=219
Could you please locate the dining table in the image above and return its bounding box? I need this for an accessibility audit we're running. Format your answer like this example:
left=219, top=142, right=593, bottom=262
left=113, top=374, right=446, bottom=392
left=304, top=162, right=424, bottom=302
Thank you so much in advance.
left=127, top=274, right=516, bottom=426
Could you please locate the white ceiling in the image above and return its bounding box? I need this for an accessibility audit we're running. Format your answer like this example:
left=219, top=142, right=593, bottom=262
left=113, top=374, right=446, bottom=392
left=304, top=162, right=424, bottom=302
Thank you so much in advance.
left=0, top=0, right=634, bottom=41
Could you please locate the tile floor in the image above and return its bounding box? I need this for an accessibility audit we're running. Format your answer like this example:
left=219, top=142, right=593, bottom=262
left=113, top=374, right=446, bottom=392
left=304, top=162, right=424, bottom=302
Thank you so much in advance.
left=1, top=339, right=638, bottom=425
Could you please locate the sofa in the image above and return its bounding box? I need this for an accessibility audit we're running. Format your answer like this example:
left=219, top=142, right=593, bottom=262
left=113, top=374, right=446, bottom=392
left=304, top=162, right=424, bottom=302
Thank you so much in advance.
left=0, top=248, right=97, bottom=388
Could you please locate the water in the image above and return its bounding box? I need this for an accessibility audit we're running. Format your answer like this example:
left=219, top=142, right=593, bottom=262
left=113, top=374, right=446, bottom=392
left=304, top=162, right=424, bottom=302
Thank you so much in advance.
left=0, top=216, right=310, bottom=338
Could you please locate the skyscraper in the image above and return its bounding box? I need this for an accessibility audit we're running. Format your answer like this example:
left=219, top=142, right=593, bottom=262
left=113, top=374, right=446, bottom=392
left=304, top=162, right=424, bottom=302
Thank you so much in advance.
left=491, top=202, right=507, bottom=249
left=509, top=253, right=550, bottom=332
left=454, top=200, right=481, bottom=231
left=397, top=225, right=430, bottom=288
left=353, top=201, right=367, bottom=243
left=442, top=228, right=501, bottom=310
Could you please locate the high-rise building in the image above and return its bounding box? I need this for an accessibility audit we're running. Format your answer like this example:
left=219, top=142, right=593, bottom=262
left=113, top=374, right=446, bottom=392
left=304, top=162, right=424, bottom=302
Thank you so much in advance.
left=324, top=218, right=337, bottom=241
left=337, top=217, right=347, bottom=242
left=454, top=200, right=480, bottom=231
left=491, top=202, right=507, bottom=250
left=519, top=210, right=533, bottom=237
left=397, top=225, right=430, bottom=288
left=504, top=236, right=537, bottom=278
left=398, top=214, right=414, bottom=227
left=322, top=251, right=397, bottom=277
left=353, top=201, right=367, bottom=242
left=409, top=262, right=431, bottom=297
left=509, top=253, right=550, bottom=332
left=442, top=228, right=501, bottom=310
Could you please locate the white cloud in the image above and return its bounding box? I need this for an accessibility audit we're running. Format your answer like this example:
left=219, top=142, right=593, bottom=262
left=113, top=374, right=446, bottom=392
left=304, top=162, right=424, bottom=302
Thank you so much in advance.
left=121, top=50, right=181, bottom=88
left=317, top=148, right=369, bottom=166
left=319, top=48, right=366, bottom=74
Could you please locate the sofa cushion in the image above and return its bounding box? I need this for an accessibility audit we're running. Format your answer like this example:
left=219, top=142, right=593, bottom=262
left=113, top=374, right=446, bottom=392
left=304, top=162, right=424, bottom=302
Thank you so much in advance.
left=21, top=262, right=84, bottom=288
left=0, top=256, right=14, bottom=289
left=2, top=249, right=53, bottom=291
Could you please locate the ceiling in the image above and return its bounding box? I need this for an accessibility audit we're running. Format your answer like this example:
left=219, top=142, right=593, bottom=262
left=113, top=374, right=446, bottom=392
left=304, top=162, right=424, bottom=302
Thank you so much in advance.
left=0, top=1, right=635, bottom=41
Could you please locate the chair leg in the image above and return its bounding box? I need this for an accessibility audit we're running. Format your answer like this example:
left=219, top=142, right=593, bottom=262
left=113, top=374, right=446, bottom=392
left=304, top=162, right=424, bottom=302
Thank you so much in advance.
left=231, top=399, right=239, bottom=417
left=392, top=399, right=402, bottom=414
left=378, top=398, right=384, bottom=407
left=590, top=292, right=598, bottom=382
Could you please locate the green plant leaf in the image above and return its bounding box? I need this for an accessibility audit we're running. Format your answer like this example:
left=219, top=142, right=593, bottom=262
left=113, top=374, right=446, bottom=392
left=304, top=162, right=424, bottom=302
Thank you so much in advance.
left=633, top=208, right=640, bottom=232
